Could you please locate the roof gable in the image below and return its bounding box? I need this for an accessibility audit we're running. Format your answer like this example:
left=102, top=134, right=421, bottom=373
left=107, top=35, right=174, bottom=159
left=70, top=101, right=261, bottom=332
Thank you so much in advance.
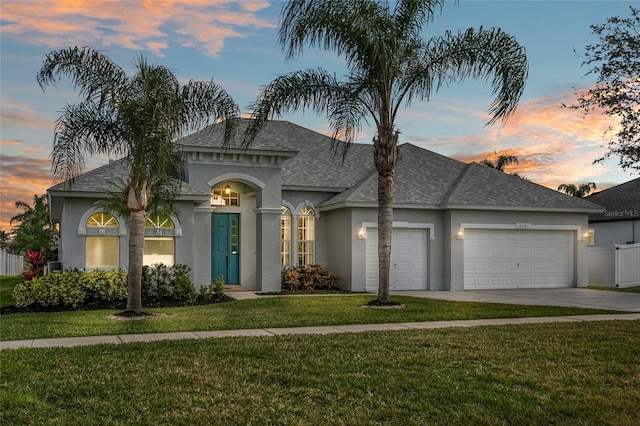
left=585, top=177, right=640, bottom=222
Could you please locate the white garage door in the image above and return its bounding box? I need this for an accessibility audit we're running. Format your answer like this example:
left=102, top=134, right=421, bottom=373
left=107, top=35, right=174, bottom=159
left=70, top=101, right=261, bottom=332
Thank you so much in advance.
left=365, top=228, right=427, bottom=291
left=464, top=229, right=574, bottom=289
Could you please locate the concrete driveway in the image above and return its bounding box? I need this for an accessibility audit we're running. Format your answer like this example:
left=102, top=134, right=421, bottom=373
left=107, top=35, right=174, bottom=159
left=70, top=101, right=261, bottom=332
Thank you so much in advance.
left=391, top=288, right=640, bottom=312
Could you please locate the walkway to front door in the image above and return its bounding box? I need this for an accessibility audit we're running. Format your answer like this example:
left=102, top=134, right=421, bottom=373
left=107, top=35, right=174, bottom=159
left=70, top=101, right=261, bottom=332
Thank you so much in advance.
left=211, top=213, right=239, bottom=285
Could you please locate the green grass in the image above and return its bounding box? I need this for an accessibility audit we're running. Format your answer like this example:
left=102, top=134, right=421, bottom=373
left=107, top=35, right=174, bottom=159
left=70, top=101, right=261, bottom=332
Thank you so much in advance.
left=0, top=276, right=22, bottom=308
left=1, top=320, right=638, bottom=425
left=0, top=295, right=621, bottom=341
left=588, top=285, right=640, bottom=293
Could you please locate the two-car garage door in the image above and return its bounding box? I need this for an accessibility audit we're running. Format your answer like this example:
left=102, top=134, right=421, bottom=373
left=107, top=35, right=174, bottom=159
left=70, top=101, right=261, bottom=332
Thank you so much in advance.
left=464, top=229, right=574, bottom=289
left=365, top=228, right=427, bottom=291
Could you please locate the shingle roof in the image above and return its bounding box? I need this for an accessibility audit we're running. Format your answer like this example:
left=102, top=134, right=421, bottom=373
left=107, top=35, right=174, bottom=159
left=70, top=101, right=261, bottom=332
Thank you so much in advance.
left=442, top=162, right=604, bottom=210
left=48, top=158, right=209, bottom=199
left=47, top=120, right=605, bottom=213
left=179, top=119, right=374, bottom=189
left=585, top=177, right=640, bottom=222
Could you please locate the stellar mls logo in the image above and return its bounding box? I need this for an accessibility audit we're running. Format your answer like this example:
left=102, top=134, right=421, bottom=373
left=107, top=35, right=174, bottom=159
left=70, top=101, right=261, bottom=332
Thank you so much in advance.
left=603, top=209, right=640, bottom=218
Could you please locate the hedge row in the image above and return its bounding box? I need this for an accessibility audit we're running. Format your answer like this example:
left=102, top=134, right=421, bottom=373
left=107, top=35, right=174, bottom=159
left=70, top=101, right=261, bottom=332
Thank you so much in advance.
left=12, top=265, right=225, bottom=311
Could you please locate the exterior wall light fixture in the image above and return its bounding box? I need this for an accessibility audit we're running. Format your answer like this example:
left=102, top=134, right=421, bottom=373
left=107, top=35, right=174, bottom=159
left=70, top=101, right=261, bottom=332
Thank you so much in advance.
left=357, top=227, right=366, bottom=240
left=456, top=229, right=464, bottom=240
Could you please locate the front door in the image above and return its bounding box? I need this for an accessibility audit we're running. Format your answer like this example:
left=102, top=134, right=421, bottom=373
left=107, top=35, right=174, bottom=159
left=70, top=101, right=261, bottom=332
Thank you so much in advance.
left=211, top=213, right=240, bottom=285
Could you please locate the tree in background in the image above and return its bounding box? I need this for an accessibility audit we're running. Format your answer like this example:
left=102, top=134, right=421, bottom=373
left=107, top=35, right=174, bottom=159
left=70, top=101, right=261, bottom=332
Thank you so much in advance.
left=37, top=47, right=239, bottom=314
left=0, top=229, right=11, bottom=251
left=245, top=0, right=528, bottom=305
left=8, top=194, right=58, bottom=262
left=480, top=153, right=527, bottom=179
left=557, top=182, right=597, bottom=198
left=567, top=6, right=640, bottom=171
left=480, top=153, right=519, bottom=171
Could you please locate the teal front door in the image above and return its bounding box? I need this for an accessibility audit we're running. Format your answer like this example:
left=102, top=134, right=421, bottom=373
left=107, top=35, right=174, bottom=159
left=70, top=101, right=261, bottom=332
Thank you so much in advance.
left=211, top=213, right=240, bottom=285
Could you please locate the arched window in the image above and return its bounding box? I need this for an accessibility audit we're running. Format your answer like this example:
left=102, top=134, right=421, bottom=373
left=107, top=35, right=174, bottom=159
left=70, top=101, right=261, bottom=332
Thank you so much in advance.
left=85, top=212, right=119, bottom=268
left=144, top=213, right=175, bottom=265
left=211, top=186, right=239, bottom=206
left=297, top=206, right=315, bottom=265
left=281, top=207, right=291, bottom=267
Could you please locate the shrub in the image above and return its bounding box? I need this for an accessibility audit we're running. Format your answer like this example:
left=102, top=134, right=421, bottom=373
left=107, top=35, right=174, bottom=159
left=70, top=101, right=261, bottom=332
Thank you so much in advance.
left=281, top=265, right=342, bottom=291
left=142, top=264, right=197, bottom=306
left=13, top=270, right=126, bottom=309
left=12, top=265, right=201, bottom=311
left=22, top=250, right=45, bottom=280
left=199, top=275, right=225, bottom=302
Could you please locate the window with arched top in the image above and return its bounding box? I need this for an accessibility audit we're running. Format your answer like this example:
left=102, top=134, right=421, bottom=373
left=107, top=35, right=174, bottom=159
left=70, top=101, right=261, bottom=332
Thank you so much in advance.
left=85, top=212, right=119, bottom=268
left=281, top=207, right=291, bottom=267
left=297, top=206, right=315, bottom=265
left=144, top=213, right=175, bottom=265
left=211, top=187, right=239, bottom=206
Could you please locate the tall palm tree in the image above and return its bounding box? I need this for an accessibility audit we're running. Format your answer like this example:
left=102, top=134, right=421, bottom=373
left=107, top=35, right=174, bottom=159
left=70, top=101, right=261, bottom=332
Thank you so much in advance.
left=9, top=194, right=57, bottom=259
left=480, top=154, right=519, bottom=171
left=557, top=182, right=597, bottom=198
left=245, top=0, right=528, bottom=304
left=37, top=46, right=239, bottom=313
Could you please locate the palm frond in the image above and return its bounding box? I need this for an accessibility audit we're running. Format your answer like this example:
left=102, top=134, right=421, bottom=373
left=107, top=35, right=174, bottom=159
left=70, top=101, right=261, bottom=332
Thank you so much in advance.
left=399, top=27, right=528, bottom=125
left=37, top=46, right=127, bottom=106
left=244, top=68, right=348, bottom=147
left=52, top=101, right=124, bottom=181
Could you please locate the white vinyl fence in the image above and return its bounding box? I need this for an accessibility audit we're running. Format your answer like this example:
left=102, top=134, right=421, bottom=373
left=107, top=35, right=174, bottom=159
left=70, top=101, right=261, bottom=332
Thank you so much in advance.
left=589, top=243, right=640, bottom=288
left=1, top=249, right=24, bottom=276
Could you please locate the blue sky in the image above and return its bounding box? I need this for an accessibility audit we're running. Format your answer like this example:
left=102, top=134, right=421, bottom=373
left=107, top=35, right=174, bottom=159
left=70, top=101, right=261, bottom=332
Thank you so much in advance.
left=1, top=0, right=637, bottom=229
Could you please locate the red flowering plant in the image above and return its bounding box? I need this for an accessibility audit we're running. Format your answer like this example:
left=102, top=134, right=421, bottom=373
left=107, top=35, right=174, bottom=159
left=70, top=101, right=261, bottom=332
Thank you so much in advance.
left=23, top=250, right=45, bottom=280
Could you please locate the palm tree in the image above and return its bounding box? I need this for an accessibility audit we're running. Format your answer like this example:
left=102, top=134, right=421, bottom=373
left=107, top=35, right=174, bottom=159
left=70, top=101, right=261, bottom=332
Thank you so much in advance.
left=37, top=46, right=239, bottom=313
left=480, top=153, right=519, bottom=171
left=244, top=0, right=528, bottom=304
left=9, top=194, right=57, bottom=260
left=557, top=182, right=597, bottom=198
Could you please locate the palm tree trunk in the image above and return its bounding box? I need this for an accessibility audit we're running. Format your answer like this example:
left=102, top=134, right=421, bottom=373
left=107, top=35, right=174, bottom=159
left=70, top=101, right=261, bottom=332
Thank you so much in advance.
left=126, top=209, right=145, bottom=313
left=374, top=129, right=399, bottom=304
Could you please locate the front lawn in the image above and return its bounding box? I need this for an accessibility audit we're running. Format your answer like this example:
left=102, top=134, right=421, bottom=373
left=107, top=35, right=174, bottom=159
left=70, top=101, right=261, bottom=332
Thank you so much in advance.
left=1, top=320, right=638, bottom=425
left=0, top=276, right=21, bottom=308
left=0, top=295, right=621, bottom=341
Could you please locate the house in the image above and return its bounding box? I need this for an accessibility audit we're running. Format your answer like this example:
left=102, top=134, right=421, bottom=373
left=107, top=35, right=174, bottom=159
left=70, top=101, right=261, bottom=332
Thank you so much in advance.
left=47, top=120, right=604, bottom=292
left=584, top=177, right=640, bottom=247
left=584, top=177, right=640, bottom=288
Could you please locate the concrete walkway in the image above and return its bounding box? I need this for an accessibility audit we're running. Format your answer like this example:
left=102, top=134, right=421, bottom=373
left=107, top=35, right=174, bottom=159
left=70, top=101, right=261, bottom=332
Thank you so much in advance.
left=2, top=312, right=639, bottom=351
left=2, top=288, right=639, bottom=351
left=392, top=288, right=640, bottom=313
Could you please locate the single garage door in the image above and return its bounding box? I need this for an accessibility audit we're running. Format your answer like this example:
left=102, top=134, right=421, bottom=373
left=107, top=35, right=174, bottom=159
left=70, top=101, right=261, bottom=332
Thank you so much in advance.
left=464, top=229, right=574, bottom=289
left=365, top=228, right=427, bottom=291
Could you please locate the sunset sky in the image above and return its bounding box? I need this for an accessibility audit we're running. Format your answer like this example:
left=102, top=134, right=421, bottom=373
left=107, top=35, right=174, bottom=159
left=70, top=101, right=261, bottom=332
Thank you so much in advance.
left=1, top=0, right=638, bottom=231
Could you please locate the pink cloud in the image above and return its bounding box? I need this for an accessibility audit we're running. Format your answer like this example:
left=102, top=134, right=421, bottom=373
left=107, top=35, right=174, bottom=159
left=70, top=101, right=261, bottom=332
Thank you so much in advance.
left=1, top=0, right=275, bottom=57
left=402, top=91, right=618, bottom=190
left=0, top=155, right=59, bottom=230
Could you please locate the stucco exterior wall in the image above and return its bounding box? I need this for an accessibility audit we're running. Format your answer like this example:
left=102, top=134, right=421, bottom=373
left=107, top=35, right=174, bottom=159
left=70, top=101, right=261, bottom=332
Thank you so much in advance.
left=335, top=207, right=446, bottom=292
left=591, top=220, right=639, bottom=247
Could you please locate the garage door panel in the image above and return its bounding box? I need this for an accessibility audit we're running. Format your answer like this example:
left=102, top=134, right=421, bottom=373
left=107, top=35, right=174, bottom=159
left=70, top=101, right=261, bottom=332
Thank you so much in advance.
left=366, top=228, right=428, bottom=291
left=464, top=229, right=573, bottom=290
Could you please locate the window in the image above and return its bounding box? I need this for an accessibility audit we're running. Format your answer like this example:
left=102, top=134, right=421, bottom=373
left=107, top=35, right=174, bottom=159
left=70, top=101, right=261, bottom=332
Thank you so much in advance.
left=144, top=214, right=175, bottom=265
left=281, top=207, right=291, bottom=266
left=297, top=206, right=315, bottom=265
left=211, top=187, right=239, bottom=206
left=85, top=212, right=119, bottom=268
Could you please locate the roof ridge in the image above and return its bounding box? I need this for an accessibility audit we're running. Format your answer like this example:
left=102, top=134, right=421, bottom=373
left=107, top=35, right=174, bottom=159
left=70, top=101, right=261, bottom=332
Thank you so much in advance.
left=439, top=162, right=474, bottom=206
